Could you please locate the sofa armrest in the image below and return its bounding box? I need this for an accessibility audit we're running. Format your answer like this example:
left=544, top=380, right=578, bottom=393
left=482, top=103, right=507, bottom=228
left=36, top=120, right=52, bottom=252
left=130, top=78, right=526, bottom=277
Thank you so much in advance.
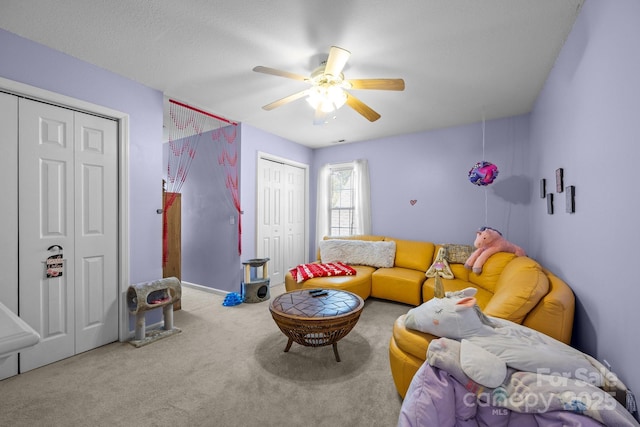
left=522, top=268, right=575, bottom=344
left=392, top=314, right=438, bottom=362
left=389, top=314, right=440, bottom=398
left=483, top=256, right=549, bottom=324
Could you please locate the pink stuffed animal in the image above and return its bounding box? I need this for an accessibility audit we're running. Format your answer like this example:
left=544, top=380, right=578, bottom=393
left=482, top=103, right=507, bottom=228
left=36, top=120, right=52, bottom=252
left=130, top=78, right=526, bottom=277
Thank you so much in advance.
left=464, top=227, right=525, bottom=274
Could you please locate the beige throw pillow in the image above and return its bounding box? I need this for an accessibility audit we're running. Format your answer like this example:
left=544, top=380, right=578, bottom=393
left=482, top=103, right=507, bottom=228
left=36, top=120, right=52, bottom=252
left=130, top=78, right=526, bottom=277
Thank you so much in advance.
left=443, top=244, right=475, bottom=264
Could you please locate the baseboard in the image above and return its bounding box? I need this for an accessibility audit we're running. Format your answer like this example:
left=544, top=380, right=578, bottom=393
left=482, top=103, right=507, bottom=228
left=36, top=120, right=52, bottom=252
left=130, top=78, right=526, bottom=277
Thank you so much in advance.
left=181, top=281, right=231, bottom=296
left=181, top=280, right=286, bottom=296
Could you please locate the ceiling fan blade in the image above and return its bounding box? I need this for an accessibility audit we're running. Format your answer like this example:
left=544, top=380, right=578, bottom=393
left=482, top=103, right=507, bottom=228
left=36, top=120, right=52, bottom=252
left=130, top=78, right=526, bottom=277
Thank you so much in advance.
left=262, top=89, right=310, bottom=110
left=345, top=92, right=381, bottom=122
left=253, top=66, right=308, bottom=82
left=347, top=78, right=405, bottom=91
left=324, top=46, right=351, bottom=77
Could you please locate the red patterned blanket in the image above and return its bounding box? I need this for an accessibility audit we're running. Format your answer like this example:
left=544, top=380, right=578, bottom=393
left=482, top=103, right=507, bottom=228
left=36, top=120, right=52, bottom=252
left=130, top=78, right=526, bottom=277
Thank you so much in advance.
left=290, top=262, right=356, bottom=283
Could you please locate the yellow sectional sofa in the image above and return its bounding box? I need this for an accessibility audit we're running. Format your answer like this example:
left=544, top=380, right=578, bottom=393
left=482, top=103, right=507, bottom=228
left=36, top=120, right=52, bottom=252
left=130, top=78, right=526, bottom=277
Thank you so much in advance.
left=285, top=235, right=435, bottom=305
left=284, top=235, right=575, bottom=398
left=390, top=252, right=575, bottom=398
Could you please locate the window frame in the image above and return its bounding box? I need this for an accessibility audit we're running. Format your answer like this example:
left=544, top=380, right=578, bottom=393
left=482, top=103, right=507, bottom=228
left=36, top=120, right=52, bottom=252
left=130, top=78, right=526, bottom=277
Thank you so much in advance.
left=327, top=162, right=357, bottom=236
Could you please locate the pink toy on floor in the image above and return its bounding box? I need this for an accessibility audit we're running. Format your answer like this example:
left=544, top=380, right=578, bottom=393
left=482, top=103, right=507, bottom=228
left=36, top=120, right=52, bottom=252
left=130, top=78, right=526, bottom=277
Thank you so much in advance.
left=464, top=227, right=525, bottom=274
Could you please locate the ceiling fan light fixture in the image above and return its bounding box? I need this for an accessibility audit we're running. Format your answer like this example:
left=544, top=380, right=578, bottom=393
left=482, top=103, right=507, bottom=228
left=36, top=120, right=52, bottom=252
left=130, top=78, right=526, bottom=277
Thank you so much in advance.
left=253, top=45, right=403, bottom=123
left=306, top=84, right=347, bottom=113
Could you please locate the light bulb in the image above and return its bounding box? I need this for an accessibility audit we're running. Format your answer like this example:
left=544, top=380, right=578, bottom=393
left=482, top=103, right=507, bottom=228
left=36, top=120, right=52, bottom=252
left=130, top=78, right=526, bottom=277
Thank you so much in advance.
left=306, top=84, right=346, bottom=112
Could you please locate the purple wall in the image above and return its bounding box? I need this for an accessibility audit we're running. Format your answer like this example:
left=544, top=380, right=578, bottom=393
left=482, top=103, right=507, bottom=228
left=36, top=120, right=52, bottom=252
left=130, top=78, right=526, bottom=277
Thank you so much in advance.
left=0, top=29, right=164, bottom=332
left=240, top=124, right=314, bottom=264
left=529, top=0, right=640, bottom=397
left=311, top=115, right=531, bottom=253
left=0, top=28, right=163, bottom=284
left=171, top=127, right=244, bottom=293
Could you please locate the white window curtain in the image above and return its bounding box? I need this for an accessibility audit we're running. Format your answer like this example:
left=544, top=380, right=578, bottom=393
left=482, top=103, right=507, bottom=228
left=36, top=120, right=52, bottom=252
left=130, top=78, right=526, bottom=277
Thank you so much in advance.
left=315, top=163, right=331, bottom=248
left=315, top=159, right=371, bottom=248
left=353, top=159, right=372, bottom=235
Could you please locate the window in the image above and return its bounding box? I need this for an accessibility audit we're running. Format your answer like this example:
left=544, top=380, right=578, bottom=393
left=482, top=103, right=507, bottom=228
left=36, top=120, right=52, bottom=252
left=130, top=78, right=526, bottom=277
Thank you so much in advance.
left=329, top=165, right=356, bottom=236
left=316, top=159, right=371, bottom=245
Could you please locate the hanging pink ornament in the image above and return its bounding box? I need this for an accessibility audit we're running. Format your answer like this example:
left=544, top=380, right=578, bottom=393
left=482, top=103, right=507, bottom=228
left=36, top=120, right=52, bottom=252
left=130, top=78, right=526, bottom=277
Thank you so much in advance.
left=468, top=161, right=499, bottom=186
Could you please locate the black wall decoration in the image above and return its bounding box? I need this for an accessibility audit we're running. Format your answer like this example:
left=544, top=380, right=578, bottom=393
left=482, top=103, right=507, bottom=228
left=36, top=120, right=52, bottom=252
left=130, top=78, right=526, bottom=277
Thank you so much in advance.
left=555, top=168, right=564, bottom=192
left=542, top=169, right=575, bottom=214
left=565, top=185, right=575, bottom=213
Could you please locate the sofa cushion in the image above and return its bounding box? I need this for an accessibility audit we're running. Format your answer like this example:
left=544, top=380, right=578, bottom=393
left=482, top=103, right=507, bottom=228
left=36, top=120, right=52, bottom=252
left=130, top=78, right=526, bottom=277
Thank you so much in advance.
left=468, top=252, right=516, bottom=293
left=318, top=235, right=385, bottom=260
left=483, top=256, right=549, bottom=324
left=449, top=263, right=470, bottom=282
left=521, top=269, right=574, bottom=344
left=442, top=243, right=475, bottom=264
left=372, top=267, right=425, bottom=306
left=385, top=238, right=435, bottom=272
left=319, top=239, right=396, bottom=268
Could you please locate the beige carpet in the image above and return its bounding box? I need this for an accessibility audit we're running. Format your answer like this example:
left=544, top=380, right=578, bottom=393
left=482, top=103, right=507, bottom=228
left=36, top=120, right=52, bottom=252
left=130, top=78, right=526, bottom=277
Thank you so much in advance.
left=0, top=284, right=410, bottom=427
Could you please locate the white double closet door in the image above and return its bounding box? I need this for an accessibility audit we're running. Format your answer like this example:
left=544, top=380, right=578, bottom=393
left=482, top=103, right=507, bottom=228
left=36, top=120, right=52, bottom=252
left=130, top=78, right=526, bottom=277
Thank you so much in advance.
left=2, top=94, right=118, bottom=373
left=256, top=157, right=306, bottom=286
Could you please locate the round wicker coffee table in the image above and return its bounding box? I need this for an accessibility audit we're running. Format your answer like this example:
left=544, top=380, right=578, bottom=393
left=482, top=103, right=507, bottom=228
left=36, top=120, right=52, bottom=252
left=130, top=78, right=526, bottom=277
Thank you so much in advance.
left=269, top=289, right=365, bottom=362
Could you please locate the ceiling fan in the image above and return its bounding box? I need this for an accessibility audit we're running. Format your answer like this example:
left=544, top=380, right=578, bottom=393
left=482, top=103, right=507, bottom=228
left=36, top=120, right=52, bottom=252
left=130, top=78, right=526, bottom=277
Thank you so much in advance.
left=253, top=46, right=405, bottom=124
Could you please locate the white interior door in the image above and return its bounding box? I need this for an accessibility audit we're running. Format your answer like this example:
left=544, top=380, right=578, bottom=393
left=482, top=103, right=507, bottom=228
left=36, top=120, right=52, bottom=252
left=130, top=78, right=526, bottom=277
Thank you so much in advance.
left=73, top=112, right=118, bottom=354
left=257, top=158, right=284, bottom=285
left=0, top=92, right=19, bottom=380
left=19, top=100, right=76, bottom=370
left=257, top=156, right=307, bottom=286
left=18, top=98, right=118, bottom=372
left=284, top=164, right=305, bottom=271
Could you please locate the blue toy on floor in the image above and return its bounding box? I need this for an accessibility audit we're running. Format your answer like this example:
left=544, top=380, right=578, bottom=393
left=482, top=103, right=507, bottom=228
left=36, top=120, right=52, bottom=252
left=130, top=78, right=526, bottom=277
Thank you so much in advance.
left=222, top=292, right=243, bottom=306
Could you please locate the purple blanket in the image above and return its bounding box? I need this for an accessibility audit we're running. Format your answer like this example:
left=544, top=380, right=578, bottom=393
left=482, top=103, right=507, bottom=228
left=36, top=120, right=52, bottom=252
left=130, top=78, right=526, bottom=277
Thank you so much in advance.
left=398, top=363, right=607, bottom=427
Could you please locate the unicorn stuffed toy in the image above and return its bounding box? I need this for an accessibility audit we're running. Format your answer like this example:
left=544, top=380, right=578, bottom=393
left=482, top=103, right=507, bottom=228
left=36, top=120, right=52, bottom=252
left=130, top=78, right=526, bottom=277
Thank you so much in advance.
left=404, top=288, right=604, bottom=389
left=464, top=227, right=525, bottom=274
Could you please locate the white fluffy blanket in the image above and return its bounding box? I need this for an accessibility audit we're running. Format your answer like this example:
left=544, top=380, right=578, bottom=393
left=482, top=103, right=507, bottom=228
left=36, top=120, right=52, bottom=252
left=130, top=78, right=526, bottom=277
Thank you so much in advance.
left=319, top=239, right=396, bottom=268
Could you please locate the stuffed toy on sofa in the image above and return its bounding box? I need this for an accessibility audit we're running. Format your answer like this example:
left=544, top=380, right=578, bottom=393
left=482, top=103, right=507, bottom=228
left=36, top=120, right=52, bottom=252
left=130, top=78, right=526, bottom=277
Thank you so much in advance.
left=464, top=226, right=525, bottom=274
left=404, top=288, right=603, bottom=389
left=424, top=247, right=453, bottom=298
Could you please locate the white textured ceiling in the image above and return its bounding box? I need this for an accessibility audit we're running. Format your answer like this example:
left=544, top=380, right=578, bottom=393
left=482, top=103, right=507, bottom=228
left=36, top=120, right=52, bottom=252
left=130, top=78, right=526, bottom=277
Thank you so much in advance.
left=0, top=0, right=583, bottom=148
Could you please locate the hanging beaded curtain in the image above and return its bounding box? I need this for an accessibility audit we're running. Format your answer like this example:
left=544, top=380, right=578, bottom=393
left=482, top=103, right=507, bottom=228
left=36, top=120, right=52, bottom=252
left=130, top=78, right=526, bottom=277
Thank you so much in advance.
left=164, top=99, right=241, bottom=266
left=209, top=124, right=242, bottom=254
